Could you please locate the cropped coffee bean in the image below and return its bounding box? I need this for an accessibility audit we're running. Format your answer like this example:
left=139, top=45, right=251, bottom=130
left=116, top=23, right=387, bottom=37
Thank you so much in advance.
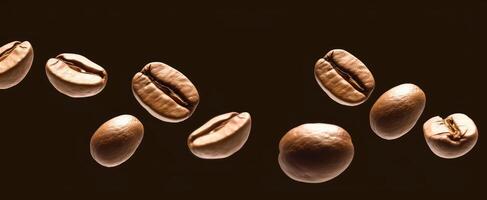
left=423, top=113, right=478, bottom=159
left=132, top=62, right=199, bottom=122
left=90, top=115, right=144, bottom=167
left=0, top=41, right=34, bottom=89
left=278, top=123, right=354, bottom=183
left=314, top=49, right=375, bottom=106
left=370, top=83, right=426, bottom=140
left=188, top=112, right=251, bottom=159
left=45, top=53, right=108, bottom=98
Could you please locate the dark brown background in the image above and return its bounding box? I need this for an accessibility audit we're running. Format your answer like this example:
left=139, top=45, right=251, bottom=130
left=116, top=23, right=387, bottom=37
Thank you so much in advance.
left=1, top=0, right=485, bottom=198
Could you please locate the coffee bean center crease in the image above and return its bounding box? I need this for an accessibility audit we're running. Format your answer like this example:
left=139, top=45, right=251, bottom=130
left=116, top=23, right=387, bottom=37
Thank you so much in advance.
left=56, top=57, right=106, bottom=78
left=325, top=53, right=367, bottom=93
left=189, top=113, right=239, bottom=142
left=142, top=65, right=190, bottom=108
left=444, top=117, right=465, bottom=141
left=0, top=42, right=21, bottom=61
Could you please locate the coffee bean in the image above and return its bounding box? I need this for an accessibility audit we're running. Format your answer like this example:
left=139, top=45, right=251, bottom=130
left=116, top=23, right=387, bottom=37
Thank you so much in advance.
left=423, top=113, right=478, bottom=159
left=188, top=112, right=251, bottom=159
left=90, top=115, right=144, bottom=167
left=369, top=83, right=426, bottom=140
left=0, top=41, right=34, bottom=89
left=314, top=49, right=375, bottom=106
left=132, top=62, right=199, bottom=122
left=278, top=123, right=354, bottom=183
left=45, top=53, right=108, bottom=98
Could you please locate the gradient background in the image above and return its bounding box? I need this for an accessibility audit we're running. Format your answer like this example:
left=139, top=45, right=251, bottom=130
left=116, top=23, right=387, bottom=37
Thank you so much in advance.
left=2, top=0, right=485, bottom=198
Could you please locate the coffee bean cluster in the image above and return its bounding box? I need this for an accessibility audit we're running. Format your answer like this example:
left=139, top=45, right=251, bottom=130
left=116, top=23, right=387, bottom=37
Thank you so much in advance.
left=0, top=41, right=478, bottom=184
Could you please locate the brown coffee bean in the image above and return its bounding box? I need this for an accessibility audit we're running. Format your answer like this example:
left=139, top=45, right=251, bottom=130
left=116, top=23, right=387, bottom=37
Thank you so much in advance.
left=423, top=113, right=478, bottom=159
left=188, top=112, right=251, bottom=159
left=132, top=62, right=199, bottom=122
left=0, top=41, right=34, bottom=89
left=314, top=49, right=375, bottom=106
left=369, top=83, right=426, bottom=140
left=45, top=53, right=108, bottom=98
left=278, top=123, right=354, bottom=183
left=90, top=115, right=144, bottom=167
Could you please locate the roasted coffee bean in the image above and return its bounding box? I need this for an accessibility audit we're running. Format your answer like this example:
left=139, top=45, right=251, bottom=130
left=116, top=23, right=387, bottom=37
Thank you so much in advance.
left=423, top=113, right=478, bottom=159
left=369, top=83, right=426, bottom=140
left=90, top=115, right=144, bottom=167
left=314, top=49, right=375, bottom=106
left=278, top=123, right=354, bottom=183
left=132, top=62, right=199, bottom=122
left=188, top=112, right=251, bottom=159
left=0, top=41, right=34, bottom=89
left=45, top=53, right=108, bottom=98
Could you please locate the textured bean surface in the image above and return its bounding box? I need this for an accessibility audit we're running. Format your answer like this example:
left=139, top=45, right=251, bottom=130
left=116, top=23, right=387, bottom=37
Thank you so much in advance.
left=315, top=49, right=375, bottom=106
left=423, top=113, right=478, bottom=159
left=370, top=83, right=426, bottom=140
left=188, top=112, right=251, bottom=159
left=45, top=53, right=107, bottom=97
left=90, top=115, right=144, bottom=167
left=132, top=62, right=199, bottom=122
left=278, top=123, right=354, bottom=183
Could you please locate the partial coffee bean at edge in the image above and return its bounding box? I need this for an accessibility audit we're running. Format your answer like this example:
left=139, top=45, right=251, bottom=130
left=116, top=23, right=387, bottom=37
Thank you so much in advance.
left=45, top=53, right=108, bottom=98
left=0, top=41, right=34, bottom=89
left=423, top=113, right=478, bottom=159
left=314, top=49, right=375, bottom=106
left=188, top=112, right=251, bottom=159
left=132, top=62, right=199, bottom=123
